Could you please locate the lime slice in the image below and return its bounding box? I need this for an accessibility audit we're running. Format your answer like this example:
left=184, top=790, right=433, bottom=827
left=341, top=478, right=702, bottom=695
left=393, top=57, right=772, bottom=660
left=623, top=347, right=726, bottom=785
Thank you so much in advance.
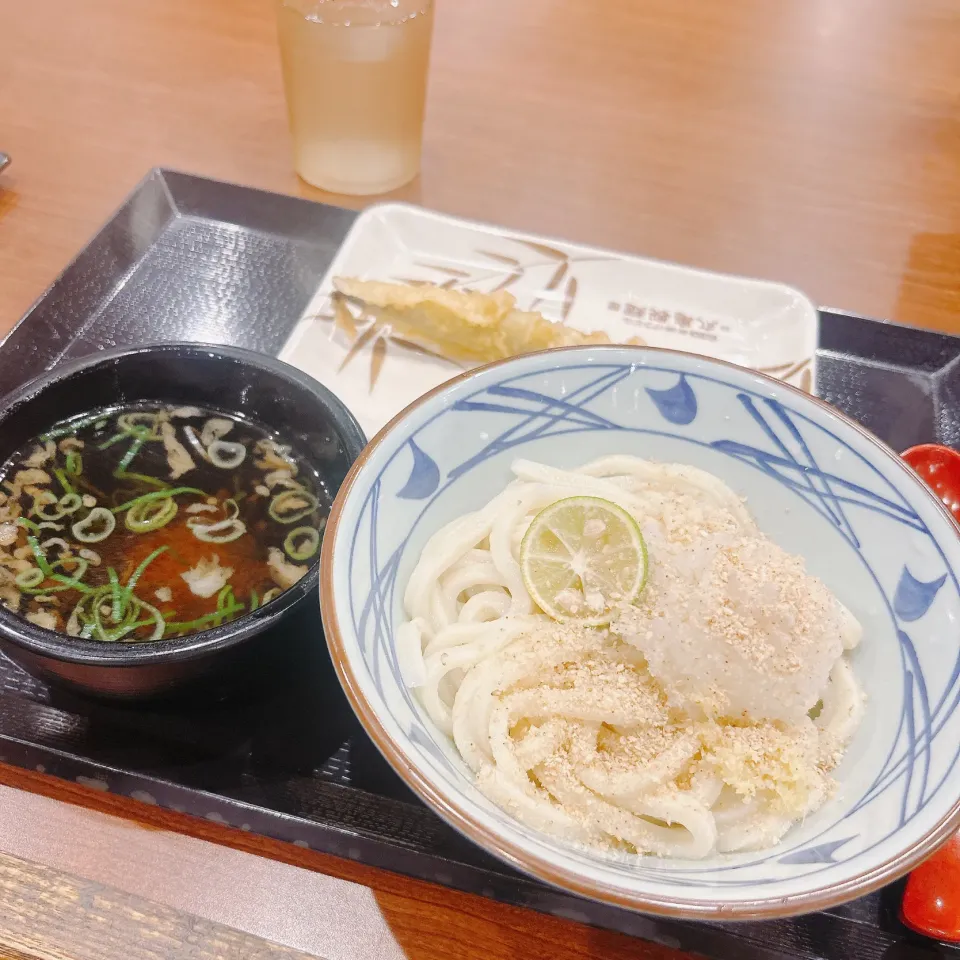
left=519, top=496, right=648, bottom=626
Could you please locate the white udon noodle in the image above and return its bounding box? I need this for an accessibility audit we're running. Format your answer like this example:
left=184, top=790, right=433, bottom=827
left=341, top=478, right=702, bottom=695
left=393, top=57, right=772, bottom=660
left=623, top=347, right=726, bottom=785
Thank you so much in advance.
left=397, top=456, right=865, bottom=859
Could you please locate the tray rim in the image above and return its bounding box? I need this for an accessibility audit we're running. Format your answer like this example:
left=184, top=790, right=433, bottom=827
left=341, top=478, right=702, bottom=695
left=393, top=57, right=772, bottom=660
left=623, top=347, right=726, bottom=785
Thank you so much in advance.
left=0, top=168, right=175, bottom=355
left=6, top=164, right=960, bottom=364
left=0, top=168, right=958, bottom=960
left=348, top=199, right=824, bottom=307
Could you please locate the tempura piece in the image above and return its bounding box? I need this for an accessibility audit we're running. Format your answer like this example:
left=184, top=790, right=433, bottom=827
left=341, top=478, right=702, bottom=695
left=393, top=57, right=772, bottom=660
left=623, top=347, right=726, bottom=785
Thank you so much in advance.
left=332, top=277, right=642, bottom=365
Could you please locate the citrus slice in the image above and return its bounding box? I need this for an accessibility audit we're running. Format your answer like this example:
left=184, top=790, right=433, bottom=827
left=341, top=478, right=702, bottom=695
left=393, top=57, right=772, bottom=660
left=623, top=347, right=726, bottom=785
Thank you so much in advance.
left=519, top=496, right=648, bottom=626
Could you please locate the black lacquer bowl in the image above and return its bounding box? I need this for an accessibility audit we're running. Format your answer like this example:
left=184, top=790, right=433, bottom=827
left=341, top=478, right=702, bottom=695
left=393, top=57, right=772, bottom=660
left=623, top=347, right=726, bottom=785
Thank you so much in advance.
left=0, top=343, right=365, bottom=699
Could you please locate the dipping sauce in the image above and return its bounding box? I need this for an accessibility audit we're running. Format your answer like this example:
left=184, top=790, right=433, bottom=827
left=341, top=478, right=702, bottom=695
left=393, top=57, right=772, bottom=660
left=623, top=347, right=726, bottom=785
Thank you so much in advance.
left=0, top=404, right=330, bottom=642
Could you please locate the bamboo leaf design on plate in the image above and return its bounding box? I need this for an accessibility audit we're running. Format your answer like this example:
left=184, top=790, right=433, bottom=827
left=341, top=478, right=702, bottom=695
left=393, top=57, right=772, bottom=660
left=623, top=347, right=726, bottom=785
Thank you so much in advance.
left=782, top=358, right=811, bottom=381
left=757, top=357, right=812, bottom=388
left=370, top=336, right=388, bottom=391
left=757, top=361, right=795, bottom=375
left=392, top=277, right=434, bottom=287
left=545, top=261, right=569, bottom=291
left=515, top=239, right=569, bottom=261
left=439, top=277, right=459, bottom=289
left=391, top=336, right=463, bottom=365
left=337, top=323, right=379, bottom=373
left=478, top=250, right=522, bottom=267
left=561, top=276, right=579, bottom=319
left=332, top=294, right=359, bottom=339
left=414, top=262, right=473, bottom=278
left=491, top=272, right=523, bottom=292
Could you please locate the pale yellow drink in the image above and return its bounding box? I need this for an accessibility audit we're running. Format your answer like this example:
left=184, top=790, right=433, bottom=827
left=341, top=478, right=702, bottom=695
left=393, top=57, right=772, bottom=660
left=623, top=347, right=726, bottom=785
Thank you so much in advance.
left=277, top=0, right=434, bottom=195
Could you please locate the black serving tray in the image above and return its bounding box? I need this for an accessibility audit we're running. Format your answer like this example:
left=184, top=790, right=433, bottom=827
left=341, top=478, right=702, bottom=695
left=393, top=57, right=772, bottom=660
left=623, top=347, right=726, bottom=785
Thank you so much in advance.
left=0, top=168, right=958, bottom=960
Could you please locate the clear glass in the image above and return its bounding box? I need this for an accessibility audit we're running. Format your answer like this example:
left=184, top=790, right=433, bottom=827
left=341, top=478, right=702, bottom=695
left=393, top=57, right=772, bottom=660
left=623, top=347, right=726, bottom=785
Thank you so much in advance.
left=276, top=0, right=435, bottom=195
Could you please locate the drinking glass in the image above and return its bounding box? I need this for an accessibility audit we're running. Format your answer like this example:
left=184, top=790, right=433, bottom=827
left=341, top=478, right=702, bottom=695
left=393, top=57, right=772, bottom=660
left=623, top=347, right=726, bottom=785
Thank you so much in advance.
left=276, top=0, right=435, bottom=195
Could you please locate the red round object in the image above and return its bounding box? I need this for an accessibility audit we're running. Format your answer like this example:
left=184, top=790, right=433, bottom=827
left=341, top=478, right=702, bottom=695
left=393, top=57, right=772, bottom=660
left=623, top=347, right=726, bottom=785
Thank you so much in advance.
left=901, top=444, right=960, bottom=523
left=901, top=831, right=960, bottom=942
left=900, top=445, right=960, bottom=940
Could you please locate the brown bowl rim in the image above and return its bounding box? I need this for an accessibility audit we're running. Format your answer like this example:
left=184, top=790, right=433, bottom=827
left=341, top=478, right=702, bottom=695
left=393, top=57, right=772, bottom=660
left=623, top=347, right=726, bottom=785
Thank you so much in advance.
left=0, top=341, right=366, bottom=666
left=320, top=343, right=960, bottom=920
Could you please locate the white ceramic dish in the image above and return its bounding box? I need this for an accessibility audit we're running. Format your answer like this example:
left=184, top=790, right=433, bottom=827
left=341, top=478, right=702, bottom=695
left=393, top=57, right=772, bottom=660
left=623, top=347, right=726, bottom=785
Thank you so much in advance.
left=321, top=345, right=960, bottom=919
left=280, top=203, right=819, bottom=438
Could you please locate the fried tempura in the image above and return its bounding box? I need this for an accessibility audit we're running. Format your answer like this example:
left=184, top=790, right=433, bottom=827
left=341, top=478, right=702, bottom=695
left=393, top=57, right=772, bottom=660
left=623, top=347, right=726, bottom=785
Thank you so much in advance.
left=332, top=277, right=642, bottom=365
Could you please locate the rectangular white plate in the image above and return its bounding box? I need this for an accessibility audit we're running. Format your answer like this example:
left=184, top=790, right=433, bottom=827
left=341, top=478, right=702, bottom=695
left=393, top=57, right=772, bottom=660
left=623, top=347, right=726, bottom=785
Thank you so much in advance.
left=279, top=203, right=818, bottom=439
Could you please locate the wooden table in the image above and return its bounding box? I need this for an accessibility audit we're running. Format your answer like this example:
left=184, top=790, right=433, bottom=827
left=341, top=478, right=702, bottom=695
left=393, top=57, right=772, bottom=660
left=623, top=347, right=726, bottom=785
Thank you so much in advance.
left=2, top=0, right=960, bottom=956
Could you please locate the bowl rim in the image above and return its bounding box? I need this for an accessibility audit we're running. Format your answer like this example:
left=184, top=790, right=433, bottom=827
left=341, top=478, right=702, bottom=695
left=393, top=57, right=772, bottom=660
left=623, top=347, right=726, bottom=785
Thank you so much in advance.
left=0, top=341, right=366, bottom=666
left=320, top=342, right=960, bottom=920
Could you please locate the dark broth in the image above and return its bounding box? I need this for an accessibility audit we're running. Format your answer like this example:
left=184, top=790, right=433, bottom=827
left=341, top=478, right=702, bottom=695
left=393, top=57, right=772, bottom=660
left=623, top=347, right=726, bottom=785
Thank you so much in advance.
left=0, top=403, right=330, bottom=642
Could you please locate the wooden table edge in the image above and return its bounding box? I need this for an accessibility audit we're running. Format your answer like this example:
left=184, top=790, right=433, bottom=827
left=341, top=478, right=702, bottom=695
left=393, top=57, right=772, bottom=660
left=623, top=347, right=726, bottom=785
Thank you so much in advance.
left=0, top=762, right=622, bottom=945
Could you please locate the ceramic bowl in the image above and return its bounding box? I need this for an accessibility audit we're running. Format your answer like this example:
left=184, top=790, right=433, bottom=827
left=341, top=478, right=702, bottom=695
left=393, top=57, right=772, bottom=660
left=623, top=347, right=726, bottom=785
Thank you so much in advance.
left=321, top=345, right=960, bottom=919
left=0, top=343, right=365, bottom=699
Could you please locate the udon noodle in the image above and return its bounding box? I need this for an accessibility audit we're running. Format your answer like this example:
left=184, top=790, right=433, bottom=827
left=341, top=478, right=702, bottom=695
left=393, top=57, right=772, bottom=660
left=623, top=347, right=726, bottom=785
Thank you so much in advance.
left=397, top=456, right=864, bottom=858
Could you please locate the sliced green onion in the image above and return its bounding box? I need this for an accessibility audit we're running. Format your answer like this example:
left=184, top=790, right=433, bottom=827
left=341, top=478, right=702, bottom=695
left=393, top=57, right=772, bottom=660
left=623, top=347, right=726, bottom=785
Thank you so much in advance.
left=92, top=588, right=137, bottom=639
left=284, top=525, right=320, bottom=561
left=18, top=556, right=91, bottom=595
left=92, top=593, right=114, bottom=636
left=71, top=582, right=164, bottom=642
left=52, top=556, right=89, bottom=582
left=191, top=523, right=245, bottom=543
left=264, top=470, right=304, bottom=492
left=16, top=517, right=41, bottom=534
left=269, top=490, right=319, bottom=525
left=126, top=546, right=169, bottom=595
left=33, top=490, right=64, bottom=520
left=40, top=537, right=70, bottom=554
left=117, top=436, right=145, bottom=472
left=186, top=499, right=245, bottom=543
left=113, top=470, right=169, bottom=490
left=65, top=451, right=83, bottom=476
left=261, top=587, right=282, bottom=605
left=249, top=589, right=260, bottom=612
left=98, top=432, right=127, bottom=451
left=199, top=417, right=234, bottom=447
left=126, top=496, right=177, bottom=532
left=33, top=491, right=82, bottom=520
left=182, top=425, right=209, bottom=463
left=214, top=585, right=240, bottom=623
left=15, top=568, right=44, bottom=590
left=108, top=567, right=122, bottom=623
left=40, top=413, right=105, bottom=442
left=111, top=487, right=203, bottom=514
left=49, top=573, right=93, bottom=594
left=19, top=578, right=75, bottom=596
left=54, top=468, right=74, bottom=496
left=57, top=493, right=82, bottom=516
left=72, top=507, right=116, bottom=543
left=117, top=412, right=162, bottom=439
left=207, top=439, right=246, bottom=469
left=27, top=536, right=51, bottom=576
left=189, top=520, right=245, bottom=543
left=164, top=603, right=245, bottom=635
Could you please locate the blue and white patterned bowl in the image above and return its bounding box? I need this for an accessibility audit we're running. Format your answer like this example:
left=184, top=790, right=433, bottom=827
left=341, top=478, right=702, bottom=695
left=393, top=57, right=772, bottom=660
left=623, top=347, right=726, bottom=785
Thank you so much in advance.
left=320, top=346, right=960, bottom=919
